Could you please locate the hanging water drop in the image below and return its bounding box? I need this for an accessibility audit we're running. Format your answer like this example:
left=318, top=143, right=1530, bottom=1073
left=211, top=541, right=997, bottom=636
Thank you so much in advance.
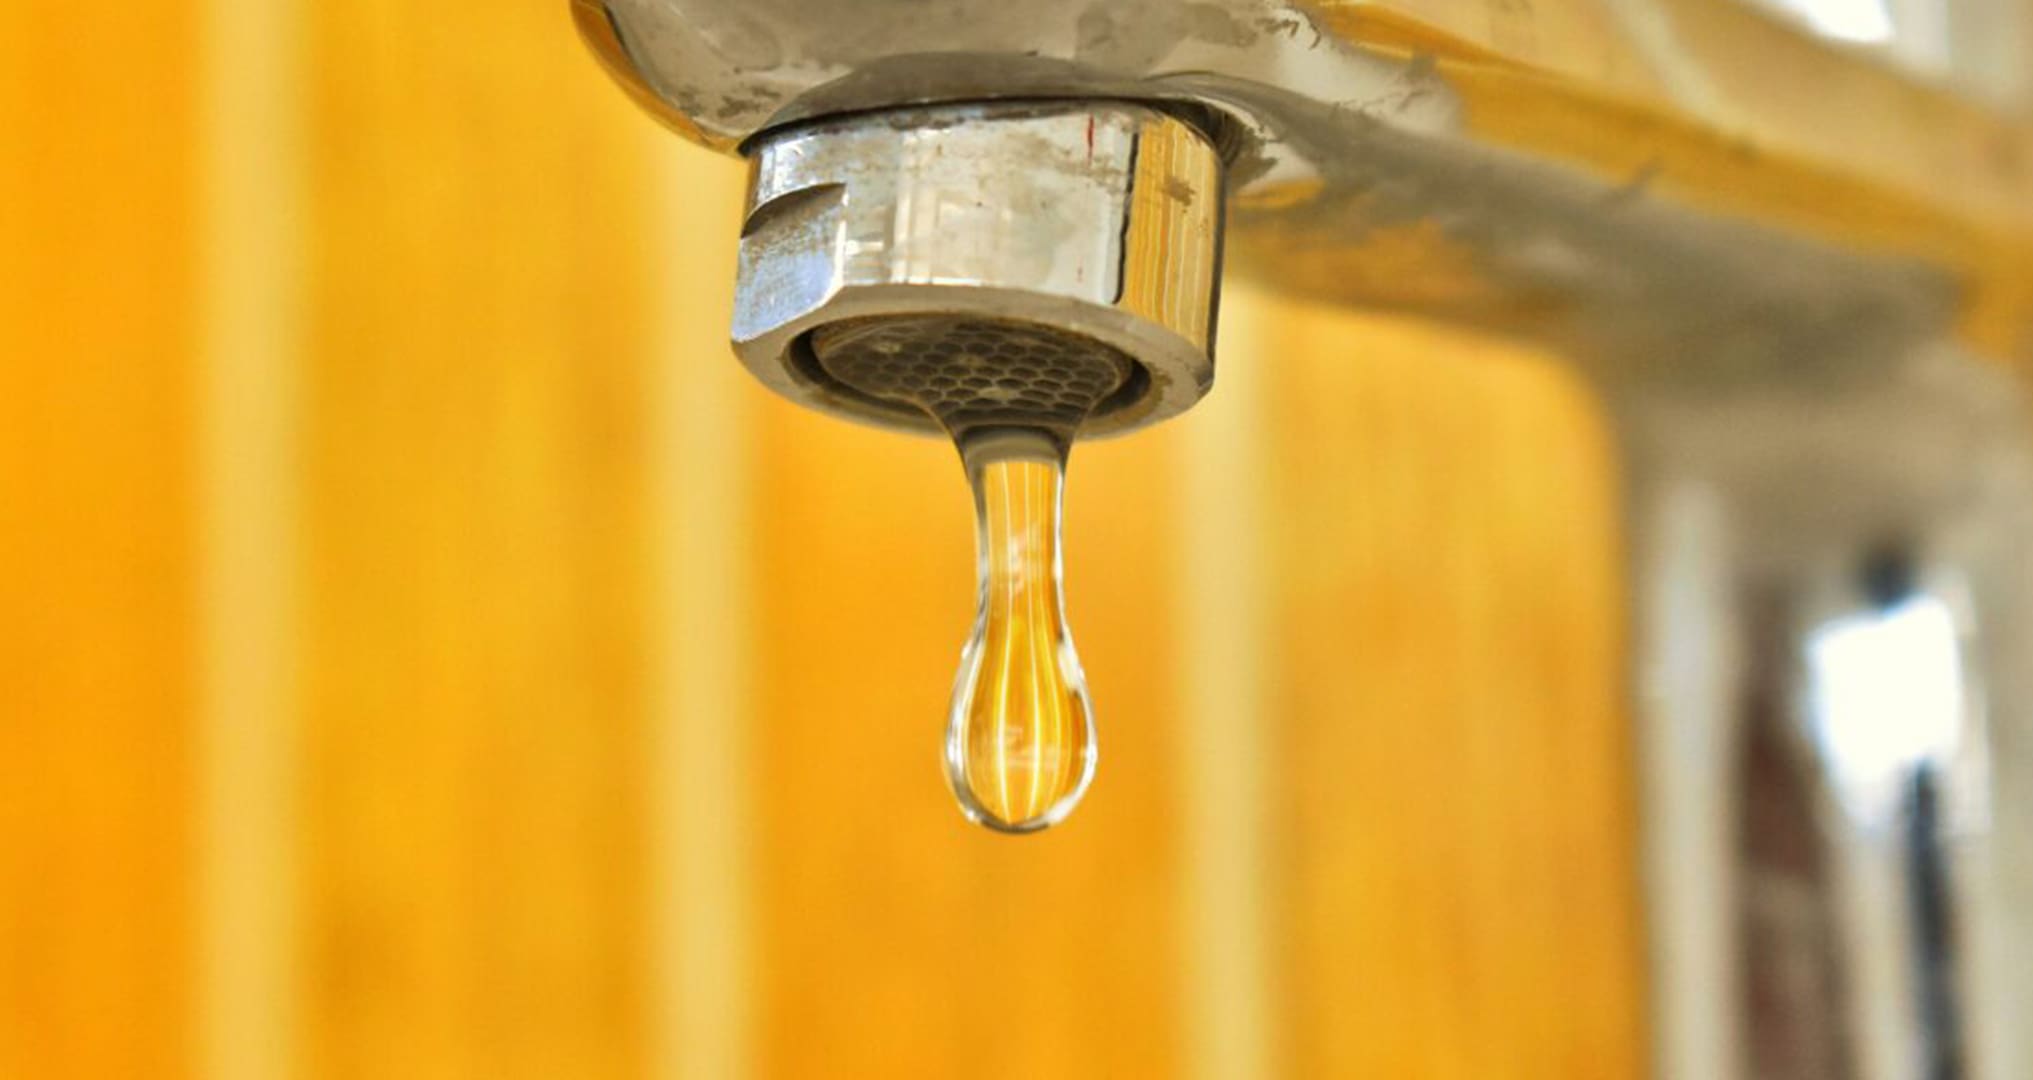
left=945, top=429, right=1096, bottom=832
left=808, top=315, right=1131, bottom=833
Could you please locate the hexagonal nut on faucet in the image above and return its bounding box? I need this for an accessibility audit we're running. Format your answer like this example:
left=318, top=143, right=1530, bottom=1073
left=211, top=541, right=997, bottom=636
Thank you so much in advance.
left=729, top=101, right=1225, bottom=440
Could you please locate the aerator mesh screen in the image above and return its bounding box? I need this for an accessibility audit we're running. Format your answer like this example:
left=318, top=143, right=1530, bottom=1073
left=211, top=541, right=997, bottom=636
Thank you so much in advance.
left=810, top=315, right=1133, bottom=435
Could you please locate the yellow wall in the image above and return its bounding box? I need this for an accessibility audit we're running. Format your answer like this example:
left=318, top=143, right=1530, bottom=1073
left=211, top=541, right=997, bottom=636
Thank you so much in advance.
left=0, top=2, right=1640, bottom=1077
left=2, top=5, right=198, bottom=1077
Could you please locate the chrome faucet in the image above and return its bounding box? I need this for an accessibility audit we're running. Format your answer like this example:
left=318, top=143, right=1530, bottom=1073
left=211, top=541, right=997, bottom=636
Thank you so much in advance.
left=573, top=2, right=2033, bottom=1075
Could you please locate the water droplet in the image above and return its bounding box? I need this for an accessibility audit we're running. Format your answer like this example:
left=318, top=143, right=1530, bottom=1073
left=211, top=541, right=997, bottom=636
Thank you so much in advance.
left=804, top=314, right=1125, bottom=833
left=945, top=428, right=1096, bottom=833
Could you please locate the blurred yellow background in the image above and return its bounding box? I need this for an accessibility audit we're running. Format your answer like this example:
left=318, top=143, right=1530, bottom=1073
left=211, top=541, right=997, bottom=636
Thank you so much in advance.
left=1, top=2, right=1643, bottom=1077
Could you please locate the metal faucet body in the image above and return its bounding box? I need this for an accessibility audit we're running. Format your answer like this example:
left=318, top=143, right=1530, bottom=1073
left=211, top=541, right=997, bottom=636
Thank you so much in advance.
left=573, top=3, right=2033, bottom=1076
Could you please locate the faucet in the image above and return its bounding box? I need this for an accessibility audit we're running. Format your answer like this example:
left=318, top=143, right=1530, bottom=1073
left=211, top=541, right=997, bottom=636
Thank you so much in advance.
left=572, top=1, right=2033, bottom=1075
